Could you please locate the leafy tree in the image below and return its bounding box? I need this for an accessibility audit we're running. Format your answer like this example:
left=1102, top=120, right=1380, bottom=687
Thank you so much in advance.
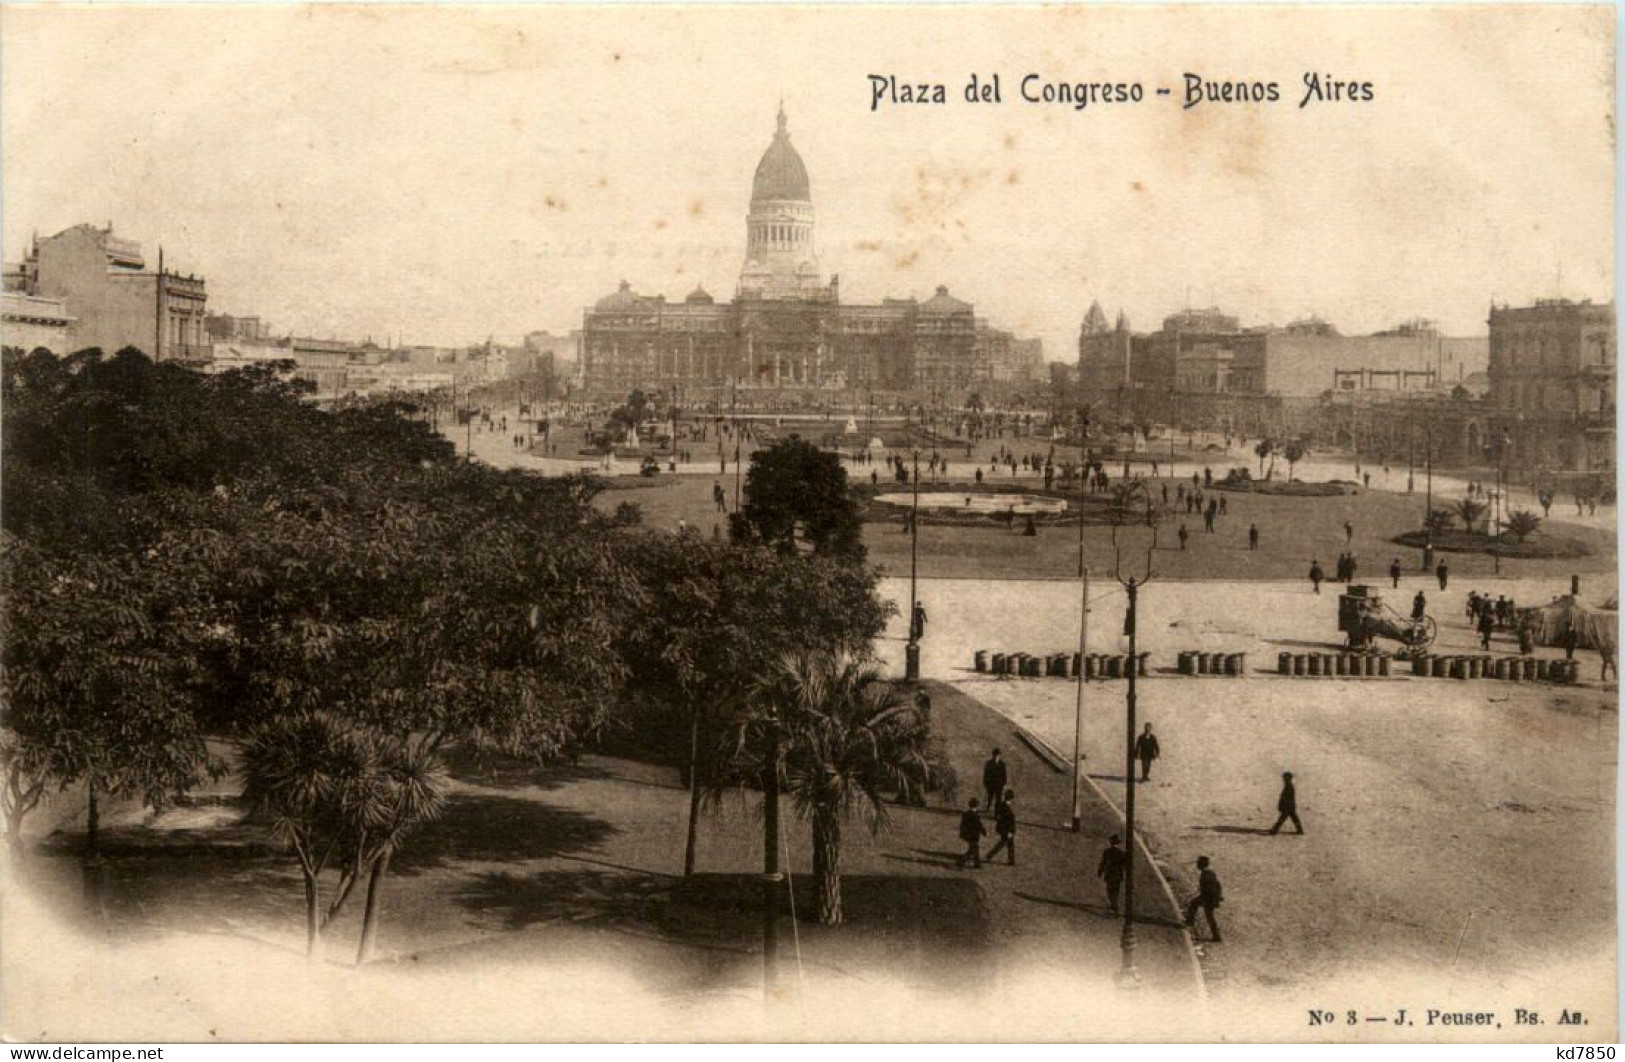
left=620, top=536, right=892, bottom=876
left=727, top=651, right=948, bottom=926
left=736, top=435, right=864, bottom=559
left=1537, top=488, right=1555, bottom=518
left=1453, top=498, right=1488, bottom=535
left=1505, top=509, right=1542, bottom=544
left=1283, top=441, right=1306, bottom=481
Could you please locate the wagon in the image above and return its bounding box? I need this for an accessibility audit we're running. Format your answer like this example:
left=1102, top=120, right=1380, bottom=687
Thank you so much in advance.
left=1338, top=584, right=1436, bottom=655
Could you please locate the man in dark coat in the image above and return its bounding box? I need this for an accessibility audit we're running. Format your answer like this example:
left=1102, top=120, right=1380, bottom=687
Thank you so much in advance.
left=1436, top=560, right=1450, bottom=591
left=1477, top=607, right=1496, bottom=651
left=982, top=748, right=1008, bottom=809
left=1412, top=590, right=1427, bottom=620
left=986, top=788, right=1017, bottom=866
left=1098, top=835, right=1128, bottom=915
left=956, top=798, right=986, bottom=869
left=1248, top=524, right=1259, bottom=551
left=1309, top=560, right=1324, bottom=594
left=1183, top=856, right=1223, bottom=942
left=1270, top=771, right=1304, bottom=834
left=910, top=602, right=928, bottom=641
left=1135, top=723, right=1161, bottom=782
left=1389, top=558, right=1402, bottom=589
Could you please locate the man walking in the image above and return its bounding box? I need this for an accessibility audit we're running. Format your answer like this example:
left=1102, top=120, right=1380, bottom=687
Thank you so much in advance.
left=1183, top=856, right=1224, bottom=943
left=1135, top=723, right=1161, bottom=782
left=982, top=748, right=1008, bottom=810
left=910, top=602, right=928, bottom=642
left=713, top=480, right=727, bottom=512
left=1098, top=835, right=1128, bottom=915
left=1309, top=559, right=1324, bottom=594
left=1344, top=520, right=1354, bottom=544
left=1477, top=607, right=1495, bottom=651
left=956, top=799, right=986, bottom=869
left=986, top=788, right=1017, bottom=866
left=1436, top=560, right=1450, bottom=591
left=1389, top=557, right=1402, bottom=589
left=1270, top=771, right=1304, bottom=834
left=1248, top=524, right=1259, bottom=551
left=1412, top=590, right=1427, bottom=621
left=1178, top=524, right=1189, bottom=550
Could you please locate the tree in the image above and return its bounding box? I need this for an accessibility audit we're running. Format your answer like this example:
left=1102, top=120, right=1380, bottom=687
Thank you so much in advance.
left=619, top=536, right=893, bottom=876
left=1537, top=488, right=1555, bottom=518
left=736, top=435, right=864, bottom=559
left=1453, top=498, right=1488, bottom=535
left=1423, top=508, right=1456, bottom=536
left=1254, top=438, right=1274, bottom=477
left=731, top=651, right=949, bottom=926
left=1283, top=441, right=1306, bottom=481
left=1505, top=509, right=1542, bottom=544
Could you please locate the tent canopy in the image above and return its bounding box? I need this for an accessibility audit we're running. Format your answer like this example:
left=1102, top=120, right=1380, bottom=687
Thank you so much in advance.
left=1523, top=595, right=1618, bottom=652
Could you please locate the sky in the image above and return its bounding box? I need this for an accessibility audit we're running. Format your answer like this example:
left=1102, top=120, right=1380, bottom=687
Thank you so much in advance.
left=2, top=4, right=1614, bottom=359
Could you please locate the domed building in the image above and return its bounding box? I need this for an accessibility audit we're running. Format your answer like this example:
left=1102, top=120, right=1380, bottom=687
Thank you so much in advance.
left=578, top=106, right=1042, bottom=398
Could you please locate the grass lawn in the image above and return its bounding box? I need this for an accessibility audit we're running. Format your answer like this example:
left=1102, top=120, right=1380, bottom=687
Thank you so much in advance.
left=596, top=470, right=1614, bottom=583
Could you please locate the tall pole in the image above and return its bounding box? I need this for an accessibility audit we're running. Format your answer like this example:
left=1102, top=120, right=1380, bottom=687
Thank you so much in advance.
left=1070, top=566, right=1091, bottom=831
left=1422, top=422, right=1434, bottom=570
left=906, top=447, right=921, bottom=681
left=1120, top=576, right=1140, bottom=982
left=762, top=732, right=781, bottom=999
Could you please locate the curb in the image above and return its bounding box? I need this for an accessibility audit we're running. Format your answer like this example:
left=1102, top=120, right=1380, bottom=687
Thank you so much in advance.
left=1009, top=721, right=1210, bottom=1007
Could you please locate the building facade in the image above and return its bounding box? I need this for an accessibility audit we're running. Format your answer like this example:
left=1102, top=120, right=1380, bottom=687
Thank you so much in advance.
left=1486, top=298, right=1615, bottom=472
left=5, top=224, right=209, bottom=363
left=0, top=293, right=73, bottom=354
left=579, top=107, right=1033, bottom=399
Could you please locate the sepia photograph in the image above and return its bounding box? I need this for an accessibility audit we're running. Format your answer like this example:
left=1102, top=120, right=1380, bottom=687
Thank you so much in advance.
left=0, top=2, right=1616, bottom=1045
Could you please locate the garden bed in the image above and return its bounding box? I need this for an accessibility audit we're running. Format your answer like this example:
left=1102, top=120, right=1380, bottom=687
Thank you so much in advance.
left=1391, top=529, right=1592, bottom=559
left=1213, top=478, right=1356, bottom=497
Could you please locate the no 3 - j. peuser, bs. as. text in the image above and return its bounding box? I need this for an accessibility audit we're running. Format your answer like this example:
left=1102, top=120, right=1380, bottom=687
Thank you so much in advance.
left=868, top=72, right=1374, bottom=111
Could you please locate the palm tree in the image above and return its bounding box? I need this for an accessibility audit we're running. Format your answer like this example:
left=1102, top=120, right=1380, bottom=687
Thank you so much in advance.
left=1254, top=438, right=1274, bottom=477
left=1454, top=498, right=1488, bottom=535
left=739, top=651, right=949, bottom=926
left=1505, top=509, right=1542, bottom=544
left=1283, top=441, right=1306, bottom=482
left=1423, top=508, right=1456, bottom=537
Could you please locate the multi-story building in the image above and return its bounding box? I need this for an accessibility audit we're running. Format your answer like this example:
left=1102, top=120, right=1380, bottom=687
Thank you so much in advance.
left=1487, top=297, right=1614, bottom=471
left=578, top=106, right=1032, bottom=399
left=0, top=293, right=74, bottom=354
left=6, top=224, right=209, bottom=363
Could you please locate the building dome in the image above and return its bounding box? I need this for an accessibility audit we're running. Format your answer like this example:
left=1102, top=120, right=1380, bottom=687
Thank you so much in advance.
left=685, top=284, right=714, bottom=304
left=750, top=105, right=810, bottom=204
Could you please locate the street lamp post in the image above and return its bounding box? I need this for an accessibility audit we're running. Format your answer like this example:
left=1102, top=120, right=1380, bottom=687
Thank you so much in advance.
left=1109, top=488, right=1156, bottom=985
left=906, top=447, right=922, bottom=681
left=1071, top=407, right=1092, bottom=832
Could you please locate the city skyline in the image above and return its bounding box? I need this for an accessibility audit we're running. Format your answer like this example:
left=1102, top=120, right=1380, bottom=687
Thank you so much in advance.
left=4, top=5, right=1612, bottom=360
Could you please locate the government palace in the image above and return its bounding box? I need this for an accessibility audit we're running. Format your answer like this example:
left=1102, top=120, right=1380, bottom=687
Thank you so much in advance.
left=578, top=106, right=1042, bottom=399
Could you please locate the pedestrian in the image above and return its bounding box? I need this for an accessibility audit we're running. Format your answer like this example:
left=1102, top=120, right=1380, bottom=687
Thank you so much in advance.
left=1023, top=514, right=1037, bottom=536
left=1183, top=856, right=1224, bottom=943
left=713, top=480, right=726, bottom=512
left=1248, top=524, right=1258, bottom=551
left=1135, top=722, right=1161, bottom=782
left=1601, top=643, right=1616, bottom=683
left=1344, top=520, right=1354, bottom=544
left=1563, top=625, right=1579, bottom=661
left=1436, top=560, right=1449, bottom=591
left=1098, top=835, right=1128, bottom=915
left=1517, top=620, right=1535, bottom=657
left=1477, top=608, right=1495, bottom=651
left=910, top=602, right=928, bottom=641
left=1219, top=495, right=1228, bottom=516
left=1178, top=524, right=1189, bottom=551
left=956, top=799, right=986, bottom=869
left=1412, top=590, right=1427, bottom=620
left=1269, top=771, right=1304, bottom=834
left=1346, top=554, right=1357, bottom=584
left=1389, top=557, right=1402, bottom=589
left=986, top=788, right=1017, bottom=866
left=1309, top=559, right=1324, bottom=594
left=982, top=748, right=1008, bottom=809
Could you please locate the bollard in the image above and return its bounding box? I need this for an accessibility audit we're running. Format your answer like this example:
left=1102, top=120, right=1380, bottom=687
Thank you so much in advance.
left=1564, top=660, right=1582, bottom=684
left=1412, top=654, right=1430, bottom=676
left=1377, top=654, right=1391, bottom=677
left=1478, top=655, right=1495, bottom=680
left=1494, top=658, right=1511, bottom=680
left=1058, top=655, right=1073, bottom=679
left=1234, top=652, right=1247, bottom=676
left=1466, top=657, right=1482, bottom=680
left=1105, top=656, right=1122, bottom=679
left=1179, top=651, right=1194, bottom=676
left=1334, top=653, right=1348, bottom=676
left=1431, top=655, right=1449, bottom=678
left=1195, top=652, right=1211, bottom=675
left=1535, top=658, right=1551, bottom=681
left=974, top=650, right=988, bottom=673
left=1224, top=653, right=1239, bottom=677
left=1293, top=654, right=1307, bottom=676
left=1073, top=652, right=1084, bottom=677
left=1084, top=654, right=1099, bottom=679
left=1308, top=654, right=1322, bottom=677
left=1521, top=657, right=1538, bottom=681
left=1279, top=651, right=1293, bottom=675
left=1451, top=658, right=1467, bottom=680
left=991, top=653, right=1006, bottom=675
left=1138, top=652, right=1151, bottom=677
left=1324, top=653, right=1338, bottom=677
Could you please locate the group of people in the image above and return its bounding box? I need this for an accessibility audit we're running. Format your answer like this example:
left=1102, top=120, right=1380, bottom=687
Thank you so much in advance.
left=948, top=741, right=1308, bottom=945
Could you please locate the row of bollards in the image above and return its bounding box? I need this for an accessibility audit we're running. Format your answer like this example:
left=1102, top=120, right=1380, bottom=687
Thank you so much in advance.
left=974, top=650, right=1150, bottom=679
left=1276, top=651, right=1394, bottom=677
left=1409, top=654, right=1580, bottom=683
left=1176, top=651, right=1247, bottom=677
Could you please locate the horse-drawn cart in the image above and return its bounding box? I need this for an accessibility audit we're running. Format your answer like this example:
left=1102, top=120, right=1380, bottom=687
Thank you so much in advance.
left=1338, top=584, right=1436, bottom=656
